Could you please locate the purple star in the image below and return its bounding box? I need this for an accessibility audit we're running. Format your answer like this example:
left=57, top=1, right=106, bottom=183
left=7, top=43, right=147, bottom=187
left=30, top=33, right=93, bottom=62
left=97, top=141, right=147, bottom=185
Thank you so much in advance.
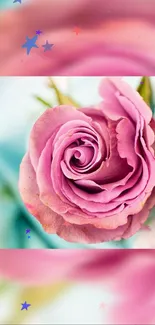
left=36, top=30, right=42, bottom=35
left=13, top=0, right=22, bottom=3
left=26, top=229, right=30, bottom=234
left=21, top=301, right=31, bottom=311
left=22, top=35, right=39, bottom=55
left=42, top=41, right=54, bottom=52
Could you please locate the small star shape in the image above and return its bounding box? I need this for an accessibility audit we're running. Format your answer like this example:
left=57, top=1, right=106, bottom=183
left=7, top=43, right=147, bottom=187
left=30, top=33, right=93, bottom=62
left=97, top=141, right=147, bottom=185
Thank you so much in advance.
left=42, top=41, right=54, bottom=52
left=28, top=235, right=31, bottom=239
left=26, top=229, right=30, bottom=234
left=73, top=27, right=81, bottom=35
left=21, top=301, right=31, bottom=311
left=13, top=0, right=22, bottom=3
left=22, top=35, right=39, bottom=55
left=36, top=30, right=42, bottom=35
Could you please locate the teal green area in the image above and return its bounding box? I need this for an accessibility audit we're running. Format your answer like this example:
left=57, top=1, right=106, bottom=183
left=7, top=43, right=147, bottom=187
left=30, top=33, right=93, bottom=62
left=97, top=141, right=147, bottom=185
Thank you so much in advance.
left=0, top=0, right=14, bottom=9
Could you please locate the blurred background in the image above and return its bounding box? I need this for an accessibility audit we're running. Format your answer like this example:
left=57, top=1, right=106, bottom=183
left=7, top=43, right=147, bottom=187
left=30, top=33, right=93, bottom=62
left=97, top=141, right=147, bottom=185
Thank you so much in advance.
left=0, top=0, right=29, bottom=10
left=1, top=76, right=155, bottom=249
left=1, top=249, right=155, bottom=324
left=0, top=275, right=105, bottom=324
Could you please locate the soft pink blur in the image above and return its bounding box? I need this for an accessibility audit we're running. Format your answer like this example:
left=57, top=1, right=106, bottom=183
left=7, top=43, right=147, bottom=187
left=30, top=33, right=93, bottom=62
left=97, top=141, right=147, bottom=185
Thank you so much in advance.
left=0, top=250, right=98, bottom=285
left=0, top=250, right=155, bottom=324
left=109, top=251, right=155, bottom=325
left=0, top=0, right=155, bottom=75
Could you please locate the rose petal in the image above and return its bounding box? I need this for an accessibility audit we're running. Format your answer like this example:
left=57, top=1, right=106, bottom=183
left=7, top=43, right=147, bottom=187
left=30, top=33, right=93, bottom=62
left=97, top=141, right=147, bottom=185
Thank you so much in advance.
left=19, top=153, right=63, bottom=232
left=29, top=105, right=92, bottom=170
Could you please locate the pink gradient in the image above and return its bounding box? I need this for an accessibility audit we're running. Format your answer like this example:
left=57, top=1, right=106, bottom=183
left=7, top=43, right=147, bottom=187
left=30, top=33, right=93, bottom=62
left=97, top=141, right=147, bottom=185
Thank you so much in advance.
left=108, top=251, right=155, bottom=324
left=0, top=250, right=155, bottom=324
left=0, top=250, right=97, bottom=285
left=0, top=0, right=155, bottom=75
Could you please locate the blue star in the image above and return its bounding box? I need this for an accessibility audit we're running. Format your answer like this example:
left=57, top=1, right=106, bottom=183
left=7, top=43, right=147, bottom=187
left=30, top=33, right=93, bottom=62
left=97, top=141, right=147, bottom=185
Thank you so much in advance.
left=21, top=301, right=31, bottom=311
left=42, top=41, right=54, bottom=52
left=36, top=30, right=42, bottom=35
left=28, top=235, right=31, bottom=239
left=22, top=35, right=39, bottom=55
left=26, top=229, right=30, bottom=234
left=13, top=0, right=22, bottom=3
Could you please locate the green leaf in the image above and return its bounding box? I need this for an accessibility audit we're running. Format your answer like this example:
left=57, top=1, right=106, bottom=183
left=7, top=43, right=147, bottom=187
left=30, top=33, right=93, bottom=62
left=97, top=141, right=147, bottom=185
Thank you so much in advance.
left=0, top=184, right=15, bottom=200
left=137, top=77, right=153, bottom=109
left=34, top=96, right=52, bottom=108
left=48, top=78, right=80, bottom=107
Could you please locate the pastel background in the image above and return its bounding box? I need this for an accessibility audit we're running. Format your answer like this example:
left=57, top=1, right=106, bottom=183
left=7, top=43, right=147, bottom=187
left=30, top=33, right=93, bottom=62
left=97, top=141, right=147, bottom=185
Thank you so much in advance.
left=0, top=249, right=155, bottom=324
left=1, top=2, right=155, bottom=324
left=1, top=76, right=155, bottom=249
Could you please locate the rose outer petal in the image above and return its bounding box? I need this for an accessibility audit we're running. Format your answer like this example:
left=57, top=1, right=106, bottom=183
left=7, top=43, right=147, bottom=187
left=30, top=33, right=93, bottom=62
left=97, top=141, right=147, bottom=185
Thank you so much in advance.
left=99, top=77, right=152, bottom=123
left=19, top=153, right=63, bottom=232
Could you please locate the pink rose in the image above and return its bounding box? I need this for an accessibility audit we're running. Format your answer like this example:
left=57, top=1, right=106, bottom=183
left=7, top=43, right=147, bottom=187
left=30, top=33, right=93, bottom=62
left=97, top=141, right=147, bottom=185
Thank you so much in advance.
left=0, top=0, right=155, bottom=75
left=19, top=78, right=155, bottom=244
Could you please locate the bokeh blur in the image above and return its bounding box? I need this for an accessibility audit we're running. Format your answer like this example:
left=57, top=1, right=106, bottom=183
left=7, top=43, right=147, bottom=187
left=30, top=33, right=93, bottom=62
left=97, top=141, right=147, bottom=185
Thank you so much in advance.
left=1, top=249, right=155, bottom=324
left=1, top=0, right=155, bottom=76
left=0, top=0, right=28, bottom=10
left=1, top=76, right=155, bottom=248
left=0, top=265, right=105, bottom=325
